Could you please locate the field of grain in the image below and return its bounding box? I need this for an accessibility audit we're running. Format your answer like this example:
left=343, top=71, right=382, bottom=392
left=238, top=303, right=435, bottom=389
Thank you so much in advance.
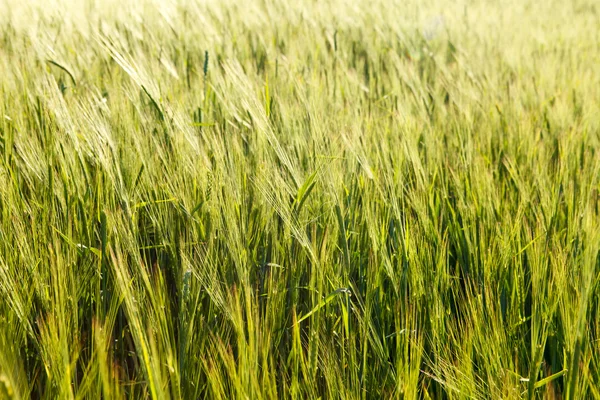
left=0, top=0, right=599, bottom=398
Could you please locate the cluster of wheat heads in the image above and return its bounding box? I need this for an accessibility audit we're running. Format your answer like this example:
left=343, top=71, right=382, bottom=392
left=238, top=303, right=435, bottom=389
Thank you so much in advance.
left=0, top=0, right=599, bottom=398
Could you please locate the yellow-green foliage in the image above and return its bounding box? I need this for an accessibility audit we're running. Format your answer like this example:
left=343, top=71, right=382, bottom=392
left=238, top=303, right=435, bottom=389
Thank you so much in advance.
left=0, top=0, right=599, bottom=398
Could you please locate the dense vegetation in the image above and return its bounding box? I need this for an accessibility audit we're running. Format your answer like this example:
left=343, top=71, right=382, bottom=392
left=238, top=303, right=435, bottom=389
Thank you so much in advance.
left=0, top=0, right=599, bottom=398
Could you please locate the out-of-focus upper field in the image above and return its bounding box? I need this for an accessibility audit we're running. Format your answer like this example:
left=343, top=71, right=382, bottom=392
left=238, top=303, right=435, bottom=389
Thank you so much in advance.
left=0, top=0, right=599, bottom=398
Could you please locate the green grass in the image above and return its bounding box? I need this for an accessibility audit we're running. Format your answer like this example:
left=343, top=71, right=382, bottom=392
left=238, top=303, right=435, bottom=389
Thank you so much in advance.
left=0, top=0, right=599, bottom=398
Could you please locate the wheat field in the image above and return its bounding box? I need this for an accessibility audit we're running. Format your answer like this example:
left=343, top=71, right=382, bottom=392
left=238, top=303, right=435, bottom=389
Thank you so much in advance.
left=0, top=0, right=599, bottom=398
